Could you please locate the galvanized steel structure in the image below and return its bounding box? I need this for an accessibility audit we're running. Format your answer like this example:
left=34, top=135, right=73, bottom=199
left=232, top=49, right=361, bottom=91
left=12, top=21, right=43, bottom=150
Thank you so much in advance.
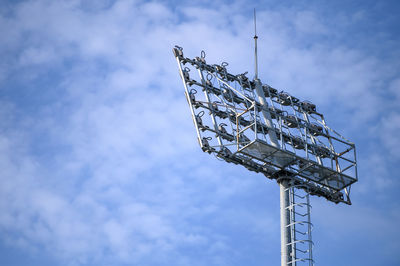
left=173, top=37, right=357, bottom=264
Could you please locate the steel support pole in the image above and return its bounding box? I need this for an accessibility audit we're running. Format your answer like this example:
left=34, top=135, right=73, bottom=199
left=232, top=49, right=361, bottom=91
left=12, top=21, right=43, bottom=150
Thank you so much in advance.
left=280, top=179, right=294, bottom=266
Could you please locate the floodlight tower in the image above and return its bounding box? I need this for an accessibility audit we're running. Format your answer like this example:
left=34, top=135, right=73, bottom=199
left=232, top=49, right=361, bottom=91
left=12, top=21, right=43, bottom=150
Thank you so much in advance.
left=173, top=11, right=357, bottom=266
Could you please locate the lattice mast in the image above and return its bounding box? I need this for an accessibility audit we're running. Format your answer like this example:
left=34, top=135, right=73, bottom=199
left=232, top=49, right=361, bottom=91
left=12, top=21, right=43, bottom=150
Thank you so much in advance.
left=173, top=11, right=357, bottom=265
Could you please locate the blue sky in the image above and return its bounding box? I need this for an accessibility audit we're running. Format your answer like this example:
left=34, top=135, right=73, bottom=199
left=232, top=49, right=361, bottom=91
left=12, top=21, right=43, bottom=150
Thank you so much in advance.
left=0, top=0, right=399, bottom=265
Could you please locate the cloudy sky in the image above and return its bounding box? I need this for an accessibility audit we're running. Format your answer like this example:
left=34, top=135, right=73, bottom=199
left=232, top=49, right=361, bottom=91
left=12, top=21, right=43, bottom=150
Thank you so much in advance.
left=0, top=0, right=399, bottom=265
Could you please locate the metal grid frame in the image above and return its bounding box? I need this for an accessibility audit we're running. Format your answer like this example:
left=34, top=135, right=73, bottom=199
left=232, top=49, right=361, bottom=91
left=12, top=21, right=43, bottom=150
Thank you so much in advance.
left=173, top=46, right=357, bottom=205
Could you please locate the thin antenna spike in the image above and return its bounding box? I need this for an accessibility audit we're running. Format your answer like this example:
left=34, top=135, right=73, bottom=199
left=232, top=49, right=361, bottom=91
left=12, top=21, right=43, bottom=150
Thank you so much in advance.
left=254, top=8, right=259, bottom=80
left=254, top=8, right=257, bottom=35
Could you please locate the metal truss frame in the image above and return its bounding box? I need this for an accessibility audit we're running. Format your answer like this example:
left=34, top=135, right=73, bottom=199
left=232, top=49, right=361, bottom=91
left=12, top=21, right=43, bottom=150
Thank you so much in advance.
left=173, top=46, right=357, bottom=205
